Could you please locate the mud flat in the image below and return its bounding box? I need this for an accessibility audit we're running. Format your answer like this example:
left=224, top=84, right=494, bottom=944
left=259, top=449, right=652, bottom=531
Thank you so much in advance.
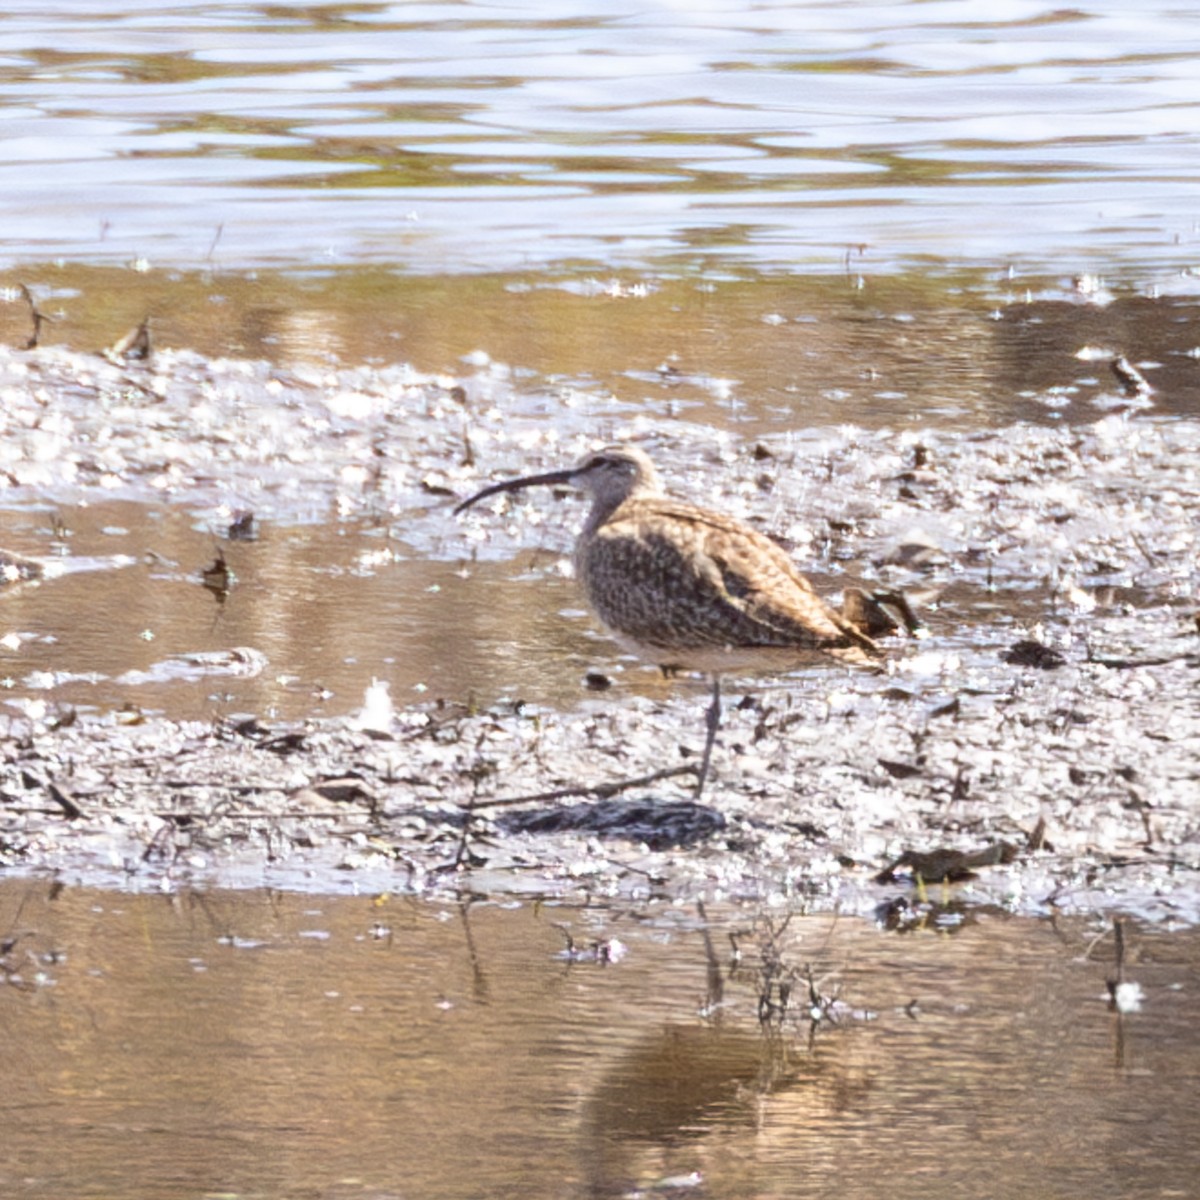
left=0, top=343, right=1197, bottom=922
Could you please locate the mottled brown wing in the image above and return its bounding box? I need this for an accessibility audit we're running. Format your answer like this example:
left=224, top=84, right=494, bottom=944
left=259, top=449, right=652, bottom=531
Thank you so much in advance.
left=577, top=498, right=879, bottom=663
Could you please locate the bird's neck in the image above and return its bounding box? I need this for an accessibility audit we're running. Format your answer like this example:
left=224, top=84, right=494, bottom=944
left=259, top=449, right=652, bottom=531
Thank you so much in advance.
left=582, top=483, right=660, bottom=534
left=582, top=494, right=626, bottom=535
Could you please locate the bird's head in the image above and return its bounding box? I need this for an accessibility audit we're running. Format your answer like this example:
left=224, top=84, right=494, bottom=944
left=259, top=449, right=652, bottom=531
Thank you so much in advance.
left=453, top=444, right=661, bottom=517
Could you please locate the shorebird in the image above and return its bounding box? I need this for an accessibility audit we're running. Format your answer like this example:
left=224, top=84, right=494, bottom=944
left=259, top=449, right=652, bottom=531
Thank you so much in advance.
left=454, top=444, right=882, bottom=797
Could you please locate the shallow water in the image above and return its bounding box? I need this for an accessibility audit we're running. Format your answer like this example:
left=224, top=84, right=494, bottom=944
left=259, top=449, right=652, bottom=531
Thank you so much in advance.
left=0, top=497, right=607, bottom=721
left=2, top=0, right=1200, bottom=278
left=2, top=880, right=1198, bottom=1200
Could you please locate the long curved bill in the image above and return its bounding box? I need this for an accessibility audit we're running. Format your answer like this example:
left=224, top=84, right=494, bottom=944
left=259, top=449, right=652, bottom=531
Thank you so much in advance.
left=453, top=466, right=579, bottom=515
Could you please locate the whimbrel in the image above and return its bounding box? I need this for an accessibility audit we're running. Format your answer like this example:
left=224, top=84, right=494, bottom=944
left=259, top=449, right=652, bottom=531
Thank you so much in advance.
left=454, top=445, right=882, bottom=796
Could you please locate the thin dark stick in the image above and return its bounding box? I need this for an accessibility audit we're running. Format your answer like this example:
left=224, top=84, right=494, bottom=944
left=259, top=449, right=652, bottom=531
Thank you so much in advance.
left=468, top=764, right=699, bottom=810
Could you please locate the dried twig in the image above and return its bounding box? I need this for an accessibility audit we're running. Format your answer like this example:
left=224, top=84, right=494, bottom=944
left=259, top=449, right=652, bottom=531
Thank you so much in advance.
left=17, top=283, right=47, bottom=349
left=467, top=764, right=699, bottom=810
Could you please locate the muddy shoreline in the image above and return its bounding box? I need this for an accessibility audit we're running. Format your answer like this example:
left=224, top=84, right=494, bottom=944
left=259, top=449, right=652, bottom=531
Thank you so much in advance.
left=0, top=342, right=1197, bottom=921
left=4, top=612, right=1197, bottom=923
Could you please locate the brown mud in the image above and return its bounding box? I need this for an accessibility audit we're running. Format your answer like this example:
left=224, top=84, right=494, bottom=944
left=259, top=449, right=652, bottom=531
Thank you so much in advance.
left=0, top=332, right=1197, bottom=923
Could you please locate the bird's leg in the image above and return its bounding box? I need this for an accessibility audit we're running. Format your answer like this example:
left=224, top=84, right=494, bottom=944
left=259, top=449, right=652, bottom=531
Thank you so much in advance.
left=694, top=675, right=722, bottom=799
